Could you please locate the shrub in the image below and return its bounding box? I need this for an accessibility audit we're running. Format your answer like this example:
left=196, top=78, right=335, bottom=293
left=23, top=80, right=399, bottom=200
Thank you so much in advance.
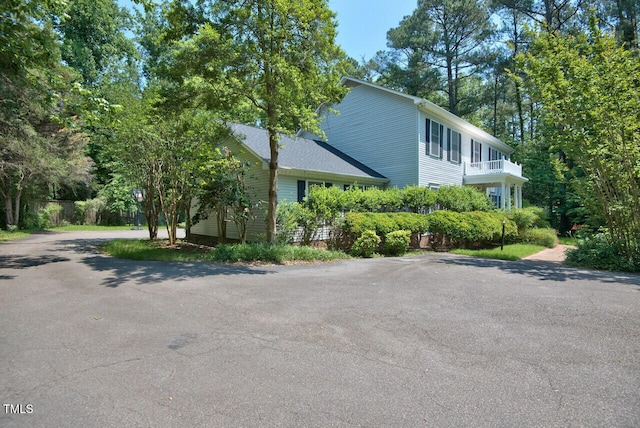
left=519, top=228, right=557, bottom=248
left=509, top=207, right=550, bottom=233
left=383, top=230, right=411, bottom=256
left=388, top=212, right=430, bottom=234
left=403, top=185, right=436, bottom=213
left=426, top=211, right=517, bottom=250
left=434, top=185, right=493, bottom=212
left=565, top=232, right=640, bottom=272
left=350, top=230, right=380, bottom=257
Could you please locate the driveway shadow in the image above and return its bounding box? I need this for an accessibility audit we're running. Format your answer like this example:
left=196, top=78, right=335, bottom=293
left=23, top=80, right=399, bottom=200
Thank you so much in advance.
left=81, top=254, right=273, bottom=288
left=45, top=236, right=276, bottom=288
left=0, top=254, right=70, bottom=269
left=441, top=255, right=640, bottom=287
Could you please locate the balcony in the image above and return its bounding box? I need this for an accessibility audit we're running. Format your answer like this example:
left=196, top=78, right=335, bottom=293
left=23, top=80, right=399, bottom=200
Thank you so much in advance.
left=464, top=159, right=523, bottom=178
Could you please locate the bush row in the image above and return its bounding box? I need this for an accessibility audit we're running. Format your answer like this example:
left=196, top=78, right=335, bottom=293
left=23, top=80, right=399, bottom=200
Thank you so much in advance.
left=306, top=184, right=494, bottom=220
left=333, top=211, right=519, bottom=253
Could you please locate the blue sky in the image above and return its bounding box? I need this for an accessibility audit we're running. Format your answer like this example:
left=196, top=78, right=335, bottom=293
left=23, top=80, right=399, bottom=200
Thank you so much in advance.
left=328, top=0, right=418, bottom=60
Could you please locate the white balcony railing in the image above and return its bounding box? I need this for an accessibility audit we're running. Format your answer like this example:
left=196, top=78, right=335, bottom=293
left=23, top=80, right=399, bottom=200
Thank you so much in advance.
left=464, top=159, right=523, bottom=177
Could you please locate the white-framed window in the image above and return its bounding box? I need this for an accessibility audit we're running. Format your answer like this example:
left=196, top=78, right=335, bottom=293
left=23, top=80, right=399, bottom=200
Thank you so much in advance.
left=426, top=118, right=443, bottom=158
left=489, top=147, right=504, bottom=161
left=448, top=129, right=461, bottom=164
left=471, top=139, right=482, bottom=163
left=297, top=180, right=333, bottom=202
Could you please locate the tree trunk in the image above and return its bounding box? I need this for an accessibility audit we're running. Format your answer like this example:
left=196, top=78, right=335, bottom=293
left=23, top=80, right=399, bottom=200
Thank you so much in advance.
left=266, top=126, right=279, bottom=243
left=3, top=193, right=14, bottom=227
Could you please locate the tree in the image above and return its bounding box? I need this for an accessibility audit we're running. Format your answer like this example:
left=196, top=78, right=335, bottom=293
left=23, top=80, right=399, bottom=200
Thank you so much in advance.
left=166, top=0, right=347, bottom=242
left=386, top=0, right=494, bottom=115
left=58, top=0, right=138, bottom=87
left=519, top=18, right=640, bottom=260
left=0, top=1, right=94, bottom=228
left=193, top=147, right=256, bottom=244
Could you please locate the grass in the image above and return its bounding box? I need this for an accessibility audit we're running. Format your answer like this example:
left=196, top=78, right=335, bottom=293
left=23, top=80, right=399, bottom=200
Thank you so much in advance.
left=451, top=244, right=547, bottom=261
left=558, top=236, right=578, bottom=246
left=0, top=230, right=31, bottom=242
left=102, top=239, right=351, bottom=264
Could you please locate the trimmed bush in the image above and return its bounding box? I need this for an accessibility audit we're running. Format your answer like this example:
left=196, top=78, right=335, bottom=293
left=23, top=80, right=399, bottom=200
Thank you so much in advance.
left=519, top=228, right=557, bottom=248
left=350, top=230, right=380, bottom=257
left=434, top=185, right=494, bottom=212
left=383, top=230, right=411, bottom=256
left=426, top=211, right=517, bottom=250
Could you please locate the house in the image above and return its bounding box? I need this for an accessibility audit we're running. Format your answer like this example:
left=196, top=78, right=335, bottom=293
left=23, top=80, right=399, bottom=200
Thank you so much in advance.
left=308, top=76, right=528, bottom=209
left=190, top=122, right=389, bottom=242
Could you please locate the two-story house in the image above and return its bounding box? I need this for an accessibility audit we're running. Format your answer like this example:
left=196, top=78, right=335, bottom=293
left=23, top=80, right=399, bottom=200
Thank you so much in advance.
left=310, top=77, right=528, bottom=209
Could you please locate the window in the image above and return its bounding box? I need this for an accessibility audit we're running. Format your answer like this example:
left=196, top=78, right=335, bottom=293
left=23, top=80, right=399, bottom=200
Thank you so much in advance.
left=471, top=139, right=482, bottom=163
left=298, top=180, right=332, bottom=202
left=489, top=147, right=503, bottom=161
left=426, top=118, right=443, bottom=158
left=448, top=129, right=461, bottom=164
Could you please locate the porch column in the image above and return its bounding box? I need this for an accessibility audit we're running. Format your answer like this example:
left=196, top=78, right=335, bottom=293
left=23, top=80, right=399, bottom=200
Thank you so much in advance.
left=506, top=183, right=512, bottom=209
left=501, top=182, right=506, bottom=209
left=517, top=185, right=522, bottom=208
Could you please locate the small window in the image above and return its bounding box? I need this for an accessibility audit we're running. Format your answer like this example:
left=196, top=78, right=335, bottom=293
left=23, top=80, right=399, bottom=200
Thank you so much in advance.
left=426, top=118, right=443, bottom=158
left=448, top=129, right=461, bottom=164
left=489, top=147, right=503, bottom=161
left=471, top=139, right=482, bottom=163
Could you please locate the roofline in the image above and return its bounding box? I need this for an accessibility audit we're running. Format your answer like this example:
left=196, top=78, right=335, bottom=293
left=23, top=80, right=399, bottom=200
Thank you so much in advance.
left=340, top=76, right=516, bottom=155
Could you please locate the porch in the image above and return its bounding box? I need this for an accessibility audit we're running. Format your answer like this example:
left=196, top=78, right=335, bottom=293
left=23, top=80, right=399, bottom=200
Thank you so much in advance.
left=463, top=160, right=528, bottom=209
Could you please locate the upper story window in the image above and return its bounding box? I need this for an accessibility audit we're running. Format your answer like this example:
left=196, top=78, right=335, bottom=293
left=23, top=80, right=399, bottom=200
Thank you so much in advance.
left=489, top=147, right=504, bottom=161
left=448, top=129, right=461, bottom=164
left=426, top=118, right=443, bottom=158
left=471, top=139, right=482, bottom=163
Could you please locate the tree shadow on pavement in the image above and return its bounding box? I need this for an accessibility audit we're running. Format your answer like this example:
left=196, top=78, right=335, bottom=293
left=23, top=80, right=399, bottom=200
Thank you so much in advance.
left=47, top=238, right=275, bottom=288
left=0, top=254, right=70, bottom=269
left=81, top=254, right=274, bottom=288
left=441, top=256, right=640, bottom=288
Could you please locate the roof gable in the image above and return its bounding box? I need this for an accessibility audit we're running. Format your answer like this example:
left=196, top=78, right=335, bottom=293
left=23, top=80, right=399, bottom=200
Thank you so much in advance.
left=228, top=123, right=387, bottom=180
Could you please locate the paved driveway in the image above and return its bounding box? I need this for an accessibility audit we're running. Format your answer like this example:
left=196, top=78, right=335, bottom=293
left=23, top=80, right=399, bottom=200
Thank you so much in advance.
left=1, top=231, right=639, bottom=427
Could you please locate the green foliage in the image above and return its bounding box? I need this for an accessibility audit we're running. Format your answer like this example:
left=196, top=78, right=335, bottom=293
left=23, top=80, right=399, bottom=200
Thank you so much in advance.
left=102, top=239, right=349, bottom=263
left=519, top=18, right=640, bottom=262
left=21, top=203, right=63, bottom=229
left=509, top=207, right=549, bottom=232
left=213, top=243, right=348, bottom=264
left=350, top=230, right=380, bottom=258
left=383, top=230, right=411, bottom=256
left=389, top=212, right=430, bottom=234
left=426, top=211, right=516, bottom=250
left=165, top=0, right=348, bottom=242
left=434, top=185, right=494, bottom=212
left=566, top=232, right=640, bottom=272
left=275, top=201, right=321, bottom=246
left=402, top=185, right=436, bottom=213
left=518, top=228, right=558, bottom=248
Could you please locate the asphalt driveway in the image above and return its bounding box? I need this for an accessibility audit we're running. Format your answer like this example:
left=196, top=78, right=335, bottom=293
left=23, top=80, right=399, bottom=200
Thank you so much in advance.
left=1, top=230, right=639, bottom=427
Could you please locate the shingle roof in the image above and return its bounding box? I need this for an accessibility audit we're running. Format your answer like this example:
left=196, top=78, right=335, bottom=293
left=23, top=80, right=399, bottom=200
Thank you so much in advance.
left=228, top=122, right=387, bottom=180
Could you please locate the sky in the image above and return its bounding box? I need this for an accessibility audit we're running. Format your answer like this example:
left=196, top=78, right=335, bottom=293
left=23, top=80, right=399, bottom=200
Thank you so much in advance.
left=329, top=0, right=418, bottom=60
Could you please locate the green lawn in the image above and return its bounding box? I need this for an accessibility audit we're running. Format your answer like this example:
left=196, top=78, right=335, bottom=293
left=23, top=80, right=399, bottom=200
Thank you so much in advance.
left=0, top=230, right=31, bottom=241
left=451, top=244, right=547, bottom=261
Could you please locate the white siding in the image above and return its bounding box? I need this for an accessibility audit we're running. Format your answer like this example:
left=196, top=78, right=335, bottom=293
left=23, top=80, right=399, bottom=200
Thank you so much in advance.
left=320, top=84, right=418, bottom=187
left=418, top=113, right=465, bottom=186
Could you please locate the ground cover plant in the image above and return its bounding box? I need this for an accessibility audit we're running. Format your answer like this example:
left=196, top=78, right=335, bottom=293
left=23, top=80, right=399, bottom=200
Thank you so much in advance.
left=102, top=239, right=350, bottom=264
